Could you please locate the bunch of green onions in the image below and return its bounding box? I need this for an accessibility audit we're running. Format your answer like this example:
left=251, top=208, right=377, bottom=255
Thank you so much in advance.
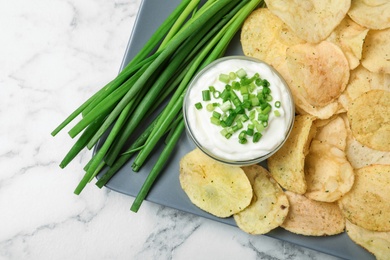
left=52, top=0, right=264, bottom=212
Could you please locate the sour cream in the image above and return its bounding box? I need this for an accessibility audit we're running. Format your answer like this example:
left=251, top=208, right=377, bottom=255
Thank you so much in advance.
left=183, top=56, right=294, bottom=165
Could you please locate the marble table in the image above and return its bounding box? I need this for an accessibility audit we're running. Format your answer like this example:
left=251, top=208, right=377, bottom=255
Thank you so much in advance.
left=0, top=0, right=342, bottom=259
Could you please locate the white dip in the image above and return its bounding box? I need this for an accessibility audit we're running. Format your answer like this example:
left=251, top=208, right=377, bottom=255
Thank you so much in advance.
left=184, top=57, right=294, bottom=163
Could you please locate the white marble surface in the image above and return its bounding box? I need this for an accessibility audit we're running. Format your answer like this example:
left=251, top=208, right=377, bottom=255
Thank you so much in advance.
left=0, top=0, right=343, bottom=259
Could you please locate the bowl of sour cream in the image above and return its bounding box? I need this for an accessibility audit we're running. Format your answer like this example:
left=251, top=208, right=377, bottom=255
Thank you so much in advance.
left=183, top=56, right=294, bottom=166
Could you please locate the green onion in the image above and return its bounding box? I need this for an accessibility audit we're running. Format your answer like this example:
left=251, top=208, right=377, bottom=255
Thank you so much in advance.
left=275, top=101, right=281, bottom=108
left=219, top=73, right=230, bottom=83
left=253, top=132, right=262, bottom=142
left=195, top=102, right=203, bottom=110
left=202, top=90, right=211, bottom=101
left=274, top=110, right=281, bottom=117
left=236, top=68, right=247, bottom=78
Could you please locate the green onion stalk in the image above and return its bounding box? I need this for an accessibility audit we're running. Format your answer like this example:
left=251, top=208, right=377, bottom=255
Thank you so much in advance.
left=52, top=0, right=264, bottom=210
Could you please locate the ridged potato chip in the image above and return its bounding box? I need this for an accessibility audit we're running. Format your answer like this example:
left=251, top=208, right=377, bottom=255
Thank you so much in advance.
left=304, top=140, right=354, bottom=202
left=268, top=115, right=316, bottom=194
left=286, top=41, right=350, bottom=107
left=265, top=0, right=350, bottom=43
left=347, top=90, right=390, bottom=151
left=338, top=164, right=390, bottom=232
left=241, top=8, right=304, bottom=65
left=179, top=149, right=252, bottom=218
left=326, top=16, right=369, bottom=70
left=346, top=220, right=390, bottom=260
left=338, top=65, right=390, bottom=111
left=234, top=165, right=289, bottom=235
left=348, top=0, right=390, bottom=30
left=361, top=28, right=390, bottom=74
left=281, top=191, right=345, bottom=236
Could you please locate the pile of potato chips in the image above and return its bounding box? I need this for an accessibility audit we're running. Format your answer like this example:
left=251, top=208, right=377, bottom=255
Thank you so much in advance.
left=179, top=1, right=389, bottom=259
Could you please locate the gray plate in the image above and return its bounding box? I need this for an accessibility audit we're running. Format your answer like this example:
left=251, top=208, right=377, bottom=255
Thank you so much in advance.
left=98, top=1, right=374, bottom=259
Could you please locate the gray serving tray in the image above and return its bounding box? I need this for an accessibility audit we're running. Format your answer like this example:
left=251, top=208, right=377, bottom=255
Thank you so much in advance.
left=98, top=1, right=374, bottom=259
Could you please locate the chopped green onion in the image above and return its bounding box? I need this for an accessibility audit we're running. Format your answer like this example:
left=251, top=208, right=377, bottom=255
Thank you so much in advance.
left=236, top=68, right=247, bottom=79
left=210, top=117, right=221, bottom=126
left=195, top=102, right=203, bottom=110
left=209, top=86, right=216, bottom=92
left=202, top=90, right=211, bottom=101
left=212, top=111, right=221, bottom=119
left=274, top=110, right=281, bottom=117
left=229, top=72, right=237, bottom=80
left=206, top=103, right=215, bottom=111
left=219, top=73, right=230, bottom=83
left=239, top=138, right=247, bottom=144
left=220, top=101, right=232, bottom=112
left=253, top=132, right=262, bottom=142
left=275, top=101, right=281, bottom=108
left=239, top=130, right=247, bottom=139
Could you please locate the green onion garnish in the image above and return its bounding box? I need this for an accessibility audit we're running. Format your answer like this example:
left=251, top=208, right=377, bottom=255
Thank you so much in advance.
left=202, top=90, right=211, bottom=101
left=195, top=102, right=202, bottom=110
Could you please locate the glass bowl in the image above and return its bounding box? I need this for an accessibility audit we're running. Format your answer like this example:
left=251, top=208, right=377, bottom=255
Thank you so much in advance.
left=183, top=56, right=295, bottom=166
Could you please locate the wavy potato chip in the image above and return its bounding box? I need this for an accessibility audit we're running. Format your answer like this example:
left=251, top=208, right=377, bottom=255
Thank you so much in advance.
left=338, top=65, right=390, bottom=111
left=268, top=115, right=316, bottom=194
left=346, top=220, right=390, bottom=260
left=241, top=8, right=304, bottom=65
left=281, top=191, right=345, bottom=236
left=326, top=16, right=369, bottom=70
left=361, top=28, right=390, bottom=74
left=348, top=0, right=390, bottom=30
left=271, top=57, right=341, bottom=120
left=286, top=41, right=350, bottom=107
left=179, top=149, right=252, bottom=218
left=338, top=164, right=390, bottom=232
left=314, top=116, right=347, bottom=151
left=304, top=140, right=354, bottom=202
left=347, top=90, right=390, bottom=151
left=265, top=0, right=350, bottom=43
left=341, top=113, right=390, bottom=169
left=234, top=165, right=289, bottom=235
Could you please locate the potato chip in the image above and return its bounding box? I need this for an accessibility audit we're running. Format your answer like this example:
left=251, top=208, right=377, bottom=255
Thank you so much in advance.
left=348, top=0, right=390, bottom=30
left=346, top=220, right=390, bottom=260
left=341, top=113, right=390, bottom=169
left=314, top=116, right=347, bottom=151
left=234, top=165, right=289, bottom=234
left=268, top=115, right=316, bottom=194
left=361, top=28, right=390, bottom=74
left=304, top=140, right=354, bottom=202
left=179, top=149, right=252, bottom=218
left=347, top=90, right=390, bottom=151
left=281, top=191, right=345, bottom=236
left=270, top=57, right=340, bottom=120
left=338, top=65, right=390, bottom=111
left=338, top=164, right=390, bottom=232
left=241, top=8, right=304, bottom=65
left=326, top=16, right=369, bottom=70
left=265, top=0, right=350, bottom=43
left=286, top=41, right=350, bottom=107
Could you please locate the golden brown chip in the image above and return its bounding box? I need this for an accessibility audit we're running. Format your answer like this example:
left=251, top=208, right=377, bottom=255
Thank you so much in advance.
left=268, top=115, right=316, bottom=194
left=271, top=57, right=341, bottom=120
left=339, top=65, right=390, bottom=111
left=179, top=149, right=252, bottom=218
left=265, top=0, right=350, bottom=43
left=341, top=113, right=390, bottom=169
left=314, top=116, right=347, bottom=151
left=338, top=164, right=390, bottom=232
left=326, top=16, right=369, bottom=70
left=304, top=140, right=355, bottom=202
left=286, top=41, right=350, bottom=107
left=348, top=0, right=390, bottom=30
left=241, top=8, right=304, bottom=65
left=281, top=191, right=345, bottom=236
left=346, top=220, right=390, bottom=260
left=347, top=90, right=390, bottom=151
left=361, top=28, right=390, bottom=74
left=234, top=165, right=289, bottom=234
